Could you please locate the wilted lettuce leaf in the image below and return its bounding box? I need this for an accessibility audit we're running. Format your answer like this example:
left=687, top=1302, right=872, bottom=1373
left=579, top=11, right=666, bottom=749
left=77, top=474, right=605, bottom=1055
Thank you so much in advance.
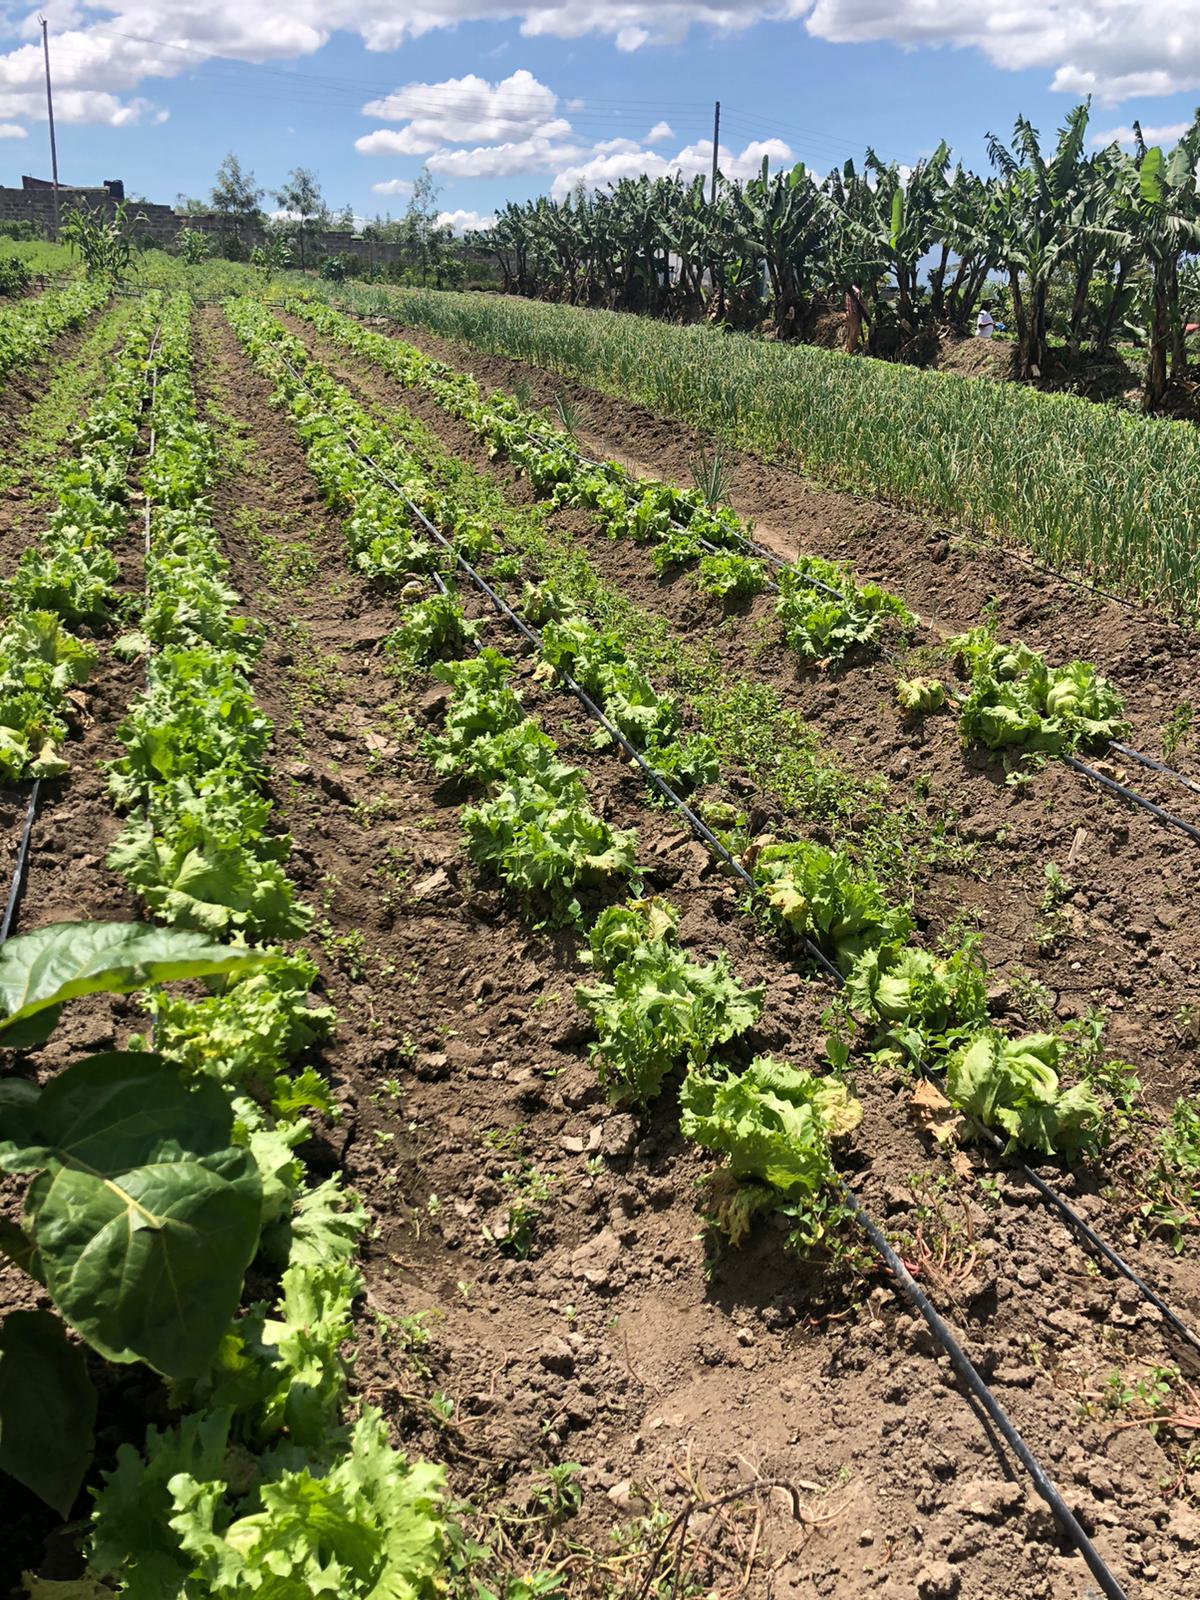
left=680, top=1055, right=861, bottom=1245
left=945, top=1030, right=1103, bottom=1158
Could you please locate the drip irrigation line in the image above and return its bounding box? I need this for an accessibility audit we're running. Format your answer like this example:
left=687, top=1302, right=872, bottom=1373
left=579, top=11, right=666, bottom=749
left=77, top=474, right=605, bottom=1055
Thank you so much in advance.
left=968, top=1122, right=1200, bottom=1359
left=1, top=782, right=40, bottom=946
left=843, top=1191, right=1129, bottom=1600
left=1109, top=741, right=1200, bottom=799
left=1064, top=755, right=1200, bottom=846
left=269, top=335, right=1175, bottom=1597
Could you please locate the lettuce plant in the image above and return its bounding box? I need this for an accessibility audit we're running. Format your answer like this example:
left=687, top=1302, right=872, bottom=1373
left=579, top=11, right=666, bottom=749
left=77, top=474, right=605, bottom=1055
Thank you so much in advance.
left=945, top=1029, right=1104, bottom=1158
left=680, top=1055, right=862, bottom=1249
left=750, top=836, right=912, bottom=972
left=950, top=626, right=1127, bottom=755
left=576, top=898, right=761, bottom=1101
left=776, top=556, right=912, bottom=664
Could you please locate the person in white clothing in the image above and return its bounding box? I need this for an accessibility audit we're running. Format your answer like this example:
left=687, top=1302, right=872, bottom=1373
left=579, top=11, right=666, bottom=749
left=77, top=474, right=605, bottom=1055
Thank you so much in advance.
left=976, top=301, right=996, bottom=339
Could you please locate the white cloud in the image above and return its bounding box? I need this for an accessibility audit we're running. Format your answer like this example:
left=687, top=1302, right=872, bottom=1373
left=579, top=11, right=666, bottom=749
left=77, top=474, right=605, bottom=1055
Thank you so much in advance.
left=647, top=120, right=674, bottom=142
left=801, top=0, right=1200, bottom=105
left=1093, top=120, right=1192, bottom=147
left=372, top=177, right=414, bottom=196
left=362, top=68, right=558, bottom=142
left=437, top=207, right=497, bottom=233
left=427, top=129, right=584, bottom=177
left=3, top=1, right=1199, bottom=133
left=357, top=69, right=583, bottom=173
left=356, top=126, right=440, bottom=156
left=0, top=121, right=27, bottom=138
left=550, top=134, right=792, bottom=198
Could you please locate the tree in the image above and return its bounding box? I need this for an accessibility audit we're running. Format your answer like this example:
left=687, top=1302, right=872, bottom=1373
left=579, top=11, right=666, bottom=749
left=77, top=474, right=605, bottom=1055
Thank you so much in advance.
left=1089, top=117, right=1200, bottom=406
left=209, top=153, right=263, bottom=260
left=274, top=167, right=327, bottom=269
left=402, top=168, right=453, bottom=286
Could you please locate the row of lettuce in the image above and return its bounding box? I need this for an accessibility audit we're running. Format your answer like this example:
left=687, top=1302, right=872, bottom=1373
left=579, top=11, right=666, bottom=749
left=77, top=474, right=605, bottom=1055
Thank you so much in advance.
left=233, top=297, right=1143, bottom=1193
left=1, top=295, right=448, bottom=1595
left=290, top=295, right=1132, bottom=763
left=0, top=276, right=108, bottom=390
left=0, top=297, right=158, bottom=782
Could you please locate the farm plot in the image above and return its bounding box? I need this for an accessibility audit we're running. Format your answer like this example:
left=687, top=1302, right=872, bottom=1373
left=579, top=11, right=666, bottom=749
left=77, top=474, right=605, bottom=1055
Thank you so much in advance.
left=1, top=291, right=1198, bottom=1600
left=232, top=299, right=1199, bottom=1593
left=277, top=300, right=1200, bottom=1110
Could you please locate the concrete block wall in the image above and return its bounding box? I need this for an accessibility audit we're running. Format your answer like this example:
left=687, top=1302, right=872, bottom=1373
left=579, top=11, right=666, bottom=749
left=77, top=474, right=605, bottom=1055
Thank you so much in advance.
left=0, top=184, right=411, bottom=262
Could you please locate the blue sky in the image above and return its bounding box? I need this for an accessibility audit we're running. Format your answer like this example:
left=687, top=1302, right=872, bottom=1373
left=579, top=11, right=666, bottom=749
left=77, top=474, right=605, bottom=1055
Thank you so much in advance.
left=1, top=3, right=1198, bottom=230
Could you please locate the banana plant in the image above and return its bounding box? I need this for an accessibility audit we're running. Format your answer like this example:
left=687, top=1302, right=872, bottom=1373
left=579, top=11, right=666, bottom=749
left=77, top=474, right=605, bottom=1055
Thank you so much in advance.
left=981, top=103, right=1095, bottom=376
left=1100, top=119, right=1200, bottom=405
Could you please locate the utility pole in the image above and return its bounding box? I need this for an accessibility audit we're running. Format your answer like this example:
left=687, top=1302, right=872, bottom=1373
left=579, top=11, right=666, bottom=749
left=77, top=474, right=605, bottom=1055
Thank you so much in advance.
left=709, top=100, right=720, bottom=205
left=38, top=15, right=60, bottom=240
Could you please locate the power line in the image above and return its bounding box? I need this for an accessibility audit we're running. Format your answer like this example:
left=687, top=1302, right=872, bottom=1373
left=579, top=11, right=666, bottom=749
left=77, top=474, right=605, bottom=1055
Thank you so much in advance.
left=80, top=26, right=719, bottom=114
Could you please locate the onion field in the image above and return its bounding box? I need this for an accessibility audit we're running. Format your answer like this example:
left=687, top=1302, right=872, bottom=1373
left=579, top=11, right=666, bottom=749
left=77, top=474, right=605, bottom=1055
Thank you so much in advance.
left=0, top=265, right=1198, bottom=1600
left=328, top=282, right=1200, bottom=621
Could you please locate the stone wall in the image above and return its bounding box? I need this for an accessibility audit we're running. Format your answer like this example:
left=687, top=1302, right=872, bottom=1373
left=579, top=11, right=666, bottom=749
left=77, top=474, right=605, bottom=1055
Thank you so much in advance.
left=0, top=182, right=414, bottom=263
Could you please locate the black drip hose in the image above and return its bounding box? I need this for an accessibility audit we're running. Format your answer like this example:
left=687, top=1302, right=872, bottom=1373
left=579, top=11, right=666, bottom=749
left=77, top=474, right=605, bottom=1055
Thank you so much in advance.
left=269, top=338, right=1145, bottom=1597
left=1064, top=754, right=1200, bottom=845
left=970, top=1124, right=1200, bottom=1357
left=1109, top=740, right=1200, bottom=799
left=845, top=1191, right=1129, bottom=1600
left=1, top=781, right=40, bottom=945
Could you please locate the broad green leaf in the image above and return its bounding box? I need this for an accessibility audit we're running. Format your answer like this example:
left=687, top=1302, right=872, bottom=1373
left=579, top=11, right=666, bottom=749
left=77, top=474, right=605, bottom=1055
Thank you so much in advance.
left=1139, top=146, right=1165, bottom=206
left=3, top=1053, right=262, bottom=1377
left=0, top=1309, right=97, bottom=1516
left=0, top=921, right=269, bottom=1046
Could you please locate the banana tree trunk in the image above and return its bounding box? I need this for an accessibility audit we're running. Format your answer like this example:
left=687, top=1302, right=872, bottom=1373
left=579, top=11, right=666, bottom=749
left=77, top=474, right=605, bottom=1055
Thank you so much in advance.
left=1145, top=270, right=1171, bottom=409
left=1096, top=259, right=1128, bottom=355
left=1009, top=269, right=1031, bottom=373
left=1066, top=258, right=1093, bottom=355
left=928, top=246, right=948, bottom=321
left=1169, top=261, right=1188, bottom=380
